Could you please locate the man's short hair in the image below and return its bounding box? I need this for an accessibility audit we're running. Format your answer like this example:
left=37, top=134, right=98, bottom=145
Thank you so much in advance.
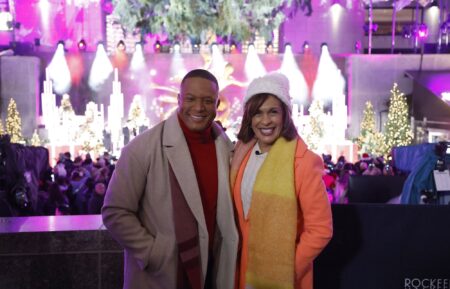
left=181, top=69, right=219, bottom=90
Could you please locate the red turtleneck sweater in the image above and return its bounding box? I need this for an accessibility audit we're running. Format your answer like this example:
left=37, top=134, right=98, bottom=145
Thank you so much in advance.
left=178, top=116, right=218, bottom=250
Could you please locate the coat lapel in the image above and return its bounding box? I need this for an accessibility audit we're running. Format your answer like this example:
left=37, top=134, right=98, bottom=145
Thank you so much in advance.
left=163, top=114, right=208, bottom=237
left=212, top=124, right=234, bottom=235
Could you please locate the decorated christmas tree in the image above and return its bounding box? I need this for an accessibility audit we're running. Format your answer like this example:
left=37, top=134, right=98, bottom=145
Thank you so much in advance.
left=127, top=95, right=148, bottom=135
left=6, top=98, right=23, bottom=143
left=305, top=99, right=325, bottom=151
left=31, top=130, right=41, bottom=146
left=383, top=83, right=413, bottom=157
left=356, top=101, right=386, bottom=156
left=60, top=93, right=75, bottom=114
left=77, top=102, right=105, bottom=155
left=58, top=94, right=76, bottom=143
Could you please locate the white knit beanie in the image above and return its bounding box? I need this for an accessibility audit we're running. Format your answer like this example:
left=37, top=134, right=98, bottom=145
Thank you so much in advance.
left=244, top=72, right=291, bottom=110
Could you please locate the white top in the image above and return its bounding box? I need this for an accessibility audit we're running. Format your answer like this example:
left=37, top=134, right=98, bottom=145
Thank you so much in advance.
left=241, top=142, right=268, bottom=218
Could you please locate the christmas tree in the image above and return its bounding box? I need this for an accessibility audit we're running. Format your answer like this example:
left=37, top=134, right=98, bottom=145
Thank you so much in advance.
left=60, top=93, right=75, bottom=114
left=356, top=101, right=386, bottom=156
left=305, top=99, right=325, bottom=151
left=383, top=83, right=413, bottom=157
left=31, top=130, right=41, bottom=146
left=6, top=98, right=24, bottom=143
left=77, top=102, right=105, bottom=155
left=127, top=95, right=148, bottom=135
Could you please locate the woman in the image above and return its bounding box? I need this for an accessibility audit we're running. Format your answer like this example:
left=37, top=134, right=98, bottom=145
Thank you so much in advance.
left=230, top=72, right=333, bottom=289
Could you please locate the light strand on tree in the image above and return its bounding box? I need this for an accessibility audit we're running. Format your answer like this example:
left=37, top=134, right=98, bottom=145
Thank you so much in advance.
left=6, top=98, right=24, bottom=143
left=382, top=83, right=413, bottom=157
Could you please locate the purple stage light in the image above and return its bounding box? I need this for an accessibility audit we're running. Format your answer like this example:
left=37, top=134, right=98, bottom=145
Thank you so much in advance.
left=417, top=24, right=428, bottom=39
left=77, top=39, right=87, bottom=52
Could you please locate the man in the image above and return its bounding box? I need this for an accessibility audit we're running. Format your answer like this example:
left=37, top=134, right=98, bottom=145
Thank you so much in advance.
left=102, top=69, right=238, bottom=289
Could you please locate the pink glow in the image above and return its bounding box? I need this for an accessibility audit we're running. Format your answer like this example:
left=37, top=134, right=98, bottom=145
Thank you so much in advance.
left=0, top=1, right=103, bottom=51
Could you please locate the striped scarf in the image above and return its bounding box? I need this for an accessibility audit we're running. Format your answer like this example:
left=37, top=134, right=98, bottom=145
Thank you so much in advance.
left=232, top=137, right=298, bottom=289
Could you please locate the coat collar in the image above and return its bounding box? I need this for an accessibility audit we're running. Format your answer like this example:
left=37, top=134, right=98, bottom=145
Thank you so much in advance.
left=162, top=112, right=233, bottom=236
left=162, top=112, right=230, bottom=148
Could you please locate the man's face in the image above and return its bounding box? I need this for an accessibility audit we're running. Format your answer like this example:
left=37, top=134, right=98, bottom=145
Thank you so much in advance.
left=178, top=77, right=219, bottom=132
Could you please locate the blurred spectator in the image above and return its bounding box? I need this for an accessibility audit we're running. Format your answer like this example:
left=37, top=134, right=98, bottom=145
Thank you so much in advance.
left=88, top=181, right=106, bottom=214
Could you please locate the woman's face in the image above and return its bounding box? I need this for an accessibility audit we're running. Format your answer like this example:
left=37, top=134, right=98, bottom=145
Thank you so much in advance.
left=251, top=95, right=283, bottom=153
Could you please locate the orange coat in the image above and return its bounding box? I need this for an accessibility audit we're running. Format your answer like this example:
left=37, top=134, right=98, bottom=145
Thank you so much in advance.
left=231, top=138, right=333, bottom=289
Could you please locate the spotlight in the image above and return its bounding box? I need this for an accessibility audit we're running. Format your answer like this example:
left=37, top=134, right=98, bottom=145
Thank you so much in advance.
left=57, top=40, right=67, bottom=52
left=154, top=40, right=161, bottom=53
left=417, top=24, right=428, bottom=39
left=284, top=42, right=292, bottom=53
left=320, top=42, right=330, bottom=54
left=303, top=41, right=309, bottom=49
left=302, top=41, right=309, bottom=53
left=88, top=41, right=113, bottom=91
left=173, top=42, right=181, bottom=53
left=266, top=41, right=274, bottom=54
left=210, top=42, right=218, bottom=53
left=230, top=42, right=237, bottom=53
left=192, top=42, right=200, bottom=53
left=77, top=39, right=87, bottom=52
left=116, top=40, right=126, bottom=52
left=131, top=42, right=145, bottom=71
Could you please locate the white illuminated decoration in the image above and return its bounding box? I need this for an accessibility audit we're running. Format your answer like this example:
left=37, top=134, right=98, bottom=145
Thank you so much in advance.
left=0, top=11, right=12, bottom=31
left=39, top=43, right=354, bottom=162
left=290, top=44, right=352, bottom=161
left=41, top=70, right=105, bottom=165
left=292, top=96, right=352, bottom=162
left=442, top=92, right=450, bottom=102
left=76, top=101, right=105, bottom=155
left=126, top=94, right=150, bottom=142
left=108, top=68, right=125, bottom=154
left=41, top=68, right=58, bottom=142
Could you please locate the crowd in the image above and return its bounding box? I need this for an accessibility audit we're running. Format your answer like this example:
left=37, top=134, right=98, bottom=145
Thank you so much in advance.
left=19, top=150, right=401, bottom=216
left=321, top=152, right=403, bottom=204
left=35, top=152, right=115, bottom=216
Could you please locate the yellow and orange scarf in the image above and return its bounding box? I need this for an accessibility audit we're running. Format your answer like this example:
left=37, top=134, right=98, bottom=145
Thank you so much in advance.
left=231, top=137, right=298, bottom=289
